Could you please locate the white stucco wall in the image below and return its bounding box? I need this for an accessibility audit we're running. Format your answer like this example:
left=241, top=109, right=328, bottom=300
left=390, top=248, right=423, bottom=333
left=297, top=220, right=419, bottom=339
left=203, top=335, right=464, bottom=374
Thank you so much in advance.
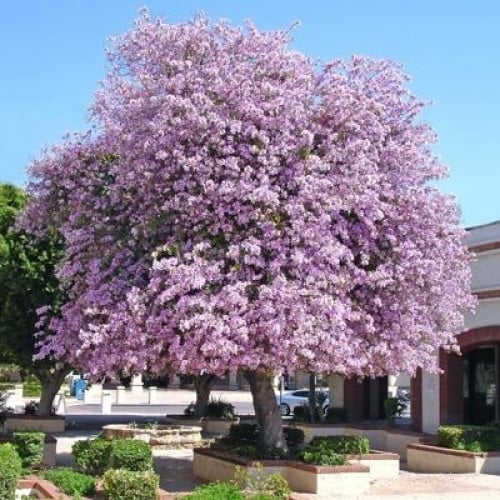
left=469, top=250, right=500, bottom=292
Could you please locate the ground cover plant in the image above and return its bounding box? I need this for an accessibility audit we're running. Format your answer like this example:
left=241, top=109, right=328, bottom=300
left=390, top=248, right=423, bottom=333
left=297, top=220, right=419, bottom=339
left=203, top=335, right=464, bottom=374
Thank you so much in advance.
left=43, top=467, right=95, bottom=497
left=24, top=11, right=473, bottom=451
left=436, top=425, right=500, bottom=452
left=0, top=443, right=22, bottom=500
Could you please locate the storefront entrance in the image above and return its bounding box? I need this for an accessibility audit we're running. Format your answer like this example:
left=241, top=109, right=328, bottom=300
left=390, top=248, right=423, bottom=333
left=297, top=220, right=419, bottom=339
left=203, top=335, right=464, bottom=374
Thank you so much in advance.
left=463, top=346, right=499, bottom=425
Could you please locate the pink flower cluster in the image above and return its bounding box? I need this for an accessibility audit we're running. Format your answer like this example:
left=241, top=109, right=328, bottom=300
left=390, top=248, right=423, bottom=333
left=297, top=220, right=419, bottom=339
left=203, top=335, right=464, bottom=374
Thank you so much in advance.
left=22, top=14, right=474, bottom=378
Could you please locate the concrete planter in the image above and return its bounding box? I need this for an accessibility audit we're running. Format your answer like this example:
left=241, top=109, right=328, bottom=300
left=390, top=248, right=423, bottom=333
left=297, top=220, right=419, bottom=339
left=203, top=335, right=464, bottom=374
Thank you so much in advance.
left=293, top=423, right=425, bottom=461
left=4, top=415, right=65, bottom=433
left=165, top=415, right=240, bottom=435
left=102, top=423, right=202, bottom=447
left=407, top=442, right=500, bottom=473
left=193, top=448, right=371, bottom=496
left=202, top=417, right=240, bottom=435
left=0, top=434, right=56, bottom=467
left=17, top=477, right=69, bottom=499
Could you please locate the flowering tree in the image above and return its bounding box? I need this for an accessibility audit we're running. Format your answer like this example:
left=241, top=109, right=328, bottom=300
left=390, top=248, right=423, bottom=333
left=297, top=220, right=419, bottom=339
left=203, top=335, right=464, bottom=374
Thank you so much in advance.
left=23, top=14, right=473, bottom=448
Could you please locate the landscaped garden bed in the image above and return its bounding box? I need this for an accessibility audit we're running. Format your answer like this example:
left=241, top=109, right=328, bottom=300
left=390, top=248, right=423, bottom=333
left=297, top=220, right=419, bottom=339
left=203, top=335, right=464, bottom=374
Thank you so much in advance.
left=0, top=432, right=56, bottom=467
left=192, top=422, right=399, bottom=495
left=407, top=425, right=500, bottom=473
left=102, top=422, right=202, bottom=447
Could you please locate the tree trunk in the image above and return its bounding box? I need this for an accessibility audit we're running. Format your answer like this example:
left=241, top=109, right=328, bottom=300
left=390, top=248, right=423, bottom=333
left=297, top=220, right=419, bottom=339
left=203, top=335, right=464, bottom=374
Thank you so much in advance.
left=36, top=365, right=70, bottom=417
left=194, top=374, right=216, bottom=417
left=245, top=369, right=287, bottom=451
left=308, top=372, right=317, bottom=423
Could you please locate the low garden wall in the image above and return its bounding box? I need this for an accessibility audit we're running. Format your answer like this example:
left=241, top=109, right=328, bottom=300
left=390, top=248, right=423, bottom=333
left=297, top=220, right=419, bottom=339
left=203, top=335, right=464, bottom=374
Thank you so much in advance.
left=293, top=423, right=426, bottom=461
left=17, top=477, right=68, bottom=499
left=4, top=415, right=65, bottom=433
left=165, top=415, right=240, bottom=435
left=193, top=448, right=389, bottom=496
left=102, top=423, right=202, bottom=447
left=407, top=442, right=500, bottom=474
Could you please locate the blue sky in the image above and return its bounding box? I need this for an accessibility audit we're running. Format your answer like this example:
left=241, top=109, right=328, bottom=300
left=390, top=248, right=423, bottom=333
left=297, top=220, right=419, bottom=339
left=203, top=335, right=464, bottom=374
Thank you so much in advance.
left=1, top=1, right=498, bottom=227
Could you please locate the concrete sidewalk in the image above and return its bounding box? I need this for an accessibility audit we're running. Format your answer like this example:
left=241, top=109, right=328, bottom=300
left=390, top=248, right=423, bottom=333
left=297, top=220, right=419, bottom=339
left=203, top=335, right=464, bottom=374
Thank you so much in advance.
left=54, top=430, right=500, bottom=499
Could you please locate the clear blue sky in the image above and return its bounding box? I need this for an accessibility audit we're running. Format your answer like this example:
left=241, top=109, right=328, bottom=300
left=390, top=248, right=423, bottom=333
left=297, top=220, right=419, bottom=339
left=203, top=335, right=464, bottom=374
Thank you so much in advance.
left=1, top=1, right=498, bottom=226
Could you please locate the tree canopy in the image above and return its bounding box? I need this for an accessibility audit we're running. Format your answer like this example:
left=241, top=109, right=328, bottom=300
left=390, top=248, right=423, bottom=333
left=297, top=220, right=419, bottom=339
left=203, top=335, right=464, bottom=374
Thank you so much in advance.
left=0, top=183, right=68, bottom=415
left=23, top=14, right=473, bottom=382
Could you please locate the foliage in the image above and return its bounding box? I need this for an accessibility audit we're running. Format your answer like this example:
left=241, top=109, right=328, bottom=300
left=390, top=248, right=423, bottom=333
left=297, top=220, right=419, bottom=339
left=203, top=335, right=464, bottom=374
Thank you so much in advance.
left=324, top=407, right=346, bottom=424
left=301, top=446, right=347, bottom=466
left=72, top=437, right=113, bottom=475
left=184, top=402, right=197, bottom=416
left=309, top=435, right=370, bottom=455
left=235, top=463, right=291, bottom=499
left=43, top=467, right=96, bottom=496
left=23, top=13, right=473, bottom=450
left=184, top=481, right=245, bottom=500
left=204, top=398, right=236, bottom=420
left=102, top=468, right=159, bottom=500
left=12, top=431, right=45, bottom=468
left=25, top=12, right=473, bottom=385
left=0, top=183, right=68, bottom=416
left=24, top=400, right=38, bottom=415
left=22, top=375, right=42, bottom=398
left=283, top=427, right=305, bottom=450
left=0, top=443, right=22, bottom=500
left=436, top=425, right=500, bottom=452
left=228, top=423, right=260, bottom=444
left=109, top=439, right=153, bottom=471
left=384, top=397, right=406, bottom=425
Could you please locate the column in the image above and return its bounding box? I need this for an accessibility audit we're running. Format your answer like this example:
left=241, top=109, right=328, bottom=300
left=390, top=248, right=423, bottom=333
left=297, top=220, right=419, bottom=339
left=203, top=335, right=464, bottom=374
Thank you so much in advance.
left=130, top=374, right=143, bottom=395
left=328, top=374, right=345, bottom=408
left=228, top=371, right=238, bottom=389
left=116, top=385, right=126, bottom=404
left=422, top=370, right=440, bottom=434
left=148, top=386, right=158, bottom=404
left=101, top=391, right=112, bottom=414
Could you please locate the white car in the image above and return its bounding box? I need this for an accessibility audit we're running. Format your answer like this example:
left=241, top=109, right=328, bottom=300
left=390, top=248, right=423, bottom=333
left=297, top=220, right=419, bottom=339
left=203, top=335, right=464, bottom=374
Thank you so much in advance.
left=276, top=389, right=330, bottom=416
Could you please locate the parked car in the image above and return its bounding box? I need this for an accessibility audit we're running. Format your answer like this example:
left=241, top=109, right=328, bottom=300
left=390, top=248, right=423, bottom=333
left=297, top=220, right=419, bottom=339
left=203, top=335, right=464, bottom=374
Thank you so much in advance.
left=276, top=389, right=330, bottom=416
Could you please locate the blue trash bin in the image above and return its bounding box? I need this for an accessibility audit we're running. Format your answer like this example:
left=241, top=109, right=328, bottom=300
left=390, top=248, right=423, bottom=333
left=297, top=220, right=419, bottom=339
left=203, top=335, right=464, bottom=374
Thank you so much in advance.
left=74, top=379, right=87, bottom=401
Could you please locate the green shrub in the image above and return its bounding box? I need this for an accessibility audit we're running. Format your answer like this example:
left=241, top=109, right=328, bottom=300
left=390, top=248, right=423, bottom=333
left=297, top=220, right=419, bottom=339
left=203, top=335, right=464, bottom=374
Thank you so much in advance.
left=22, top=375, right=42, bottom=398
left=301, top=446, right=347, bottom=466
left=235, top=464, right=291, bottom=500
left=0, top=443, right=22, bottom=500
left=283, top=427, right=304, bottom=450
left=43, top=468, right=95, bottom=496
left=184, top=481, right=244, bottom=500
left=205, top=398, right=236, bottom=419
left=103, top=468, right=159, bottom=500
left=309, top=435, right=369, bottom=455
left=228, top=423, right=260, bottom=444
left=12, top=431, right=45, bottom=468
left=110, top=439, right=152, bottom=471
left=437, top=425, right=500, bottom=452
left=324, top=407, right=346, bottom=424
left=73, top=437, right=113, bottom=475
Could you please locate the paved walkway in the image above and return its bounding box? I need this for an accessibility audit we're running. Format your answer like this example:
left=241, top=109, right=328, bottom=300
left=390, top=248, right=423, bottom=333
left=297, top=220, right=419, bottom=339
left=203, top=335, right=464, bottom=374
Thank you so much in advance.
left=50, top=388, right=500, bottom=499
left=54, top=431, right=500, bottom=499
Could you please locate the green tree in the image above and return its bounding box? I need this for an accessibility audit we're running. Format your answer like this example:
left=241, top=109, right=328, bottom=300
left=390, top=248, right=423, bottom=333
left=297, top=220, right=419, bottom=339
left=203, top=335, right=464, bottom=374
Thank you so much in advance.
left=0, top=183, right=69, bottom=416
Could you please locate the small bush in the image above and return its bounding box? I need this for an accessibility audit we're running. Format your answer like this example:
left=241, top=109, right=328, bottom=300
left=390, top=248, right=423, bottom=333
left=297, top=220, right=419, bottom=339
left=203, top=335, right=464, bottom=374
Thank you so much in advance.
left=437, top=425, right=500, bottom=452
left=204, top=398, right=236, bottom=419
left=22, top=375, right=42, bottom=398
left=184, top=481, right=245, bottom=500
left=24, top=400, right=38, bottom=415
left=309, top=435, right=369, bottom=455
left=73, top=437, right=112, bottom=475
left=110, top=439, right=152, bottom=471
left=184, top=402, right=196, bottom=416
left=324, top=407, right=346, bottom=424
left=301, top=446, right=347, bottom=466
left=43, top=468, right=95, bottom=496
left=103, top=468, right=159, bottom=500
left=228, top=423, right=260, bottom=444
left=283, top=427, right=304, bottom=450
left=235, top=464, right=290, bottom=500
left=0, top=443, right=22, bottom=500
left=12, top=431, right=45, bottom=468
